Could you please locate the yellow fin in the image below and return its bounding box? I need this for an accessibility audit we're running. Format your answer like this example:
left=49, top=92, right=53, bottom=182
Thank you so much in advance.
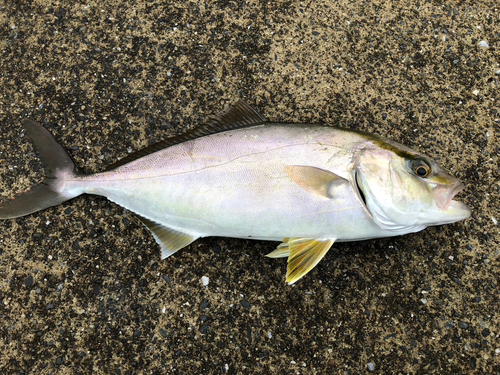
left=285, top=166, right=347, bottom=198
left=266, top=239, right=290, bottom=258
left=135, top=215, right=198, bottom=259
left=283, top=238, right=335, bottom=284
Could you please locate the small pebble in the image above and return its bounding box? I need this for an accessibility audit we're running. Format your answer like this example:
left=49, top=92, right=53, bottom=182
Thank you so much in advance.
left=199, top=324, right=209, bottom=334
left=478, top=40, right=489, bottom=48
left=201, top=276, right=209, bottom=286
left=24, top=275, right=34, bottom=287
left=367, top=362, right=375, bottom=371
left=200, top=299, right=209, bottom=310
left=458, top=321, right=469, bottom=329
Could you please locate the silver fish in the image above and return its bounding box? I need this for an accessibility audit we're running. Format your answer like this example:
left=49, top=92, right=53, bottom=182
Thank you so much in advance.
left=0, top=101, right=470, bottom=283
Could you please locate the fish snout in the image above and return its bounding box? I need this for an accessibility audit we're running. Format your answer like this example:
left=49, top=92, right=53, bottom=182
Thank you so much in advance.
left=433, top=180, right=465, bottom=210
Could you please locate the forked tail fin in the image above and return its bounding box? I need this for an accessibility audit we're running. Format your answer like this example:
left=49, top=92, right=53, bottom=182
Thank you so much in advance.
left=0, top=120, right=84, bottom=219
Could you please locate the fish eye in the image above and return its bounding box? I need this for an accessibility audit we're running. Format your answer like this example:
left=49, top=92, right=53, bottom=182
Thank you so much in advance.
left=409, top=159, right=431, bottom=178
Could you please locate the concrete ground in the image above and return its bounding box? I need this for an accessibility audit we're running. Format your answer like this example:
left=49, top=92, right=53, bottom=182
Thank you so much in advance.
left=0, top=1, right=498, bottom=374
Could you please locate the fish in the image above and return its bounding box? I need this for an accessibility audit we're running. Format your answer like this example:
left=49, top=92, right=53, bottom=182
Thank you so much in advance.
left=0, top=100, right=471, bottom=284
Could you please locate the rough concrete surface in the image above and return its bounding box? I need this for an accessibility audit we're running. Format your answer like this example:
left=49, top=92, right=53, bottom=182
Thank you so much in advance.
left=0, top=1, right=499, bottom=374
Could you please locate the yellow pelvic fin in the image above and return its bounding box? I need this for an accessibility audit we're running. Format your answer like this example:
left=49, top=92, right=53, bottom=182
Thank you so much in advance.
left=265, top=239, right=290, bottom=258
left=285, top=166, right=347, bottom=198
left=281, top=238, right=335, bottom=284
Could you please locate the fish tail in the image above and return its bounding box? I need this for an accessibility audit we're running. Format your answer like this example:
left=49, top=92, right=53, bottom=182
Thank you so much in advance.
left=0, top=120, right=84, bottom=219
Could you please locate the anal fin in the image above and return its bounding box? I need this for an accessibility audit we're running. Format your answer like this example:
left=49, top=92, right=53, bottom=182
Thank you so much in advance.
left=267, top=238, right=335, bottom=284
left=135, top=214, right=198, bottom=259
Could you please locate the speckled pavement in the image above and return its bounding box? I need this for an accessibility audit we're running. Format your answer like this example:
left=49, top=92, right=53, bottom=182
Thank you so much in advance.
left=0, top=1, right=499, bottom=374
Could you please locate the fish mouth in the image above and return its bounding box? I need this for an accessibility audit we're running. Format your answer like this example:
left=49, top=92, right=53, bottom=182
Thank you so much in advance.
left=434, top=181, right=465, bottom=210
left=444, top=186, right=471, bottom=219
left=432, top=181, right=471, bottom=223
left=434, top=199, right=471, bottom=224
left=448, top=182, right=466, bottom=208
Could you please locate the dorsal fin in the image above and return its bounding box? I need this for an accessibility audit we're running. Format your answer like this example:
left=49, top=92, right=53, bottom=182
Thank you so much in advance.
left=105, top=100, right=268, bottom=171
left=202, top=99, right=268, bottom=129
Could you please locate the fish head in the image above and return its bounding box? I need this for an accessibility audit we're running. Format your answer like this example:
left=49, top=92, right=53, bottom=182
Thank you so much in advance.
left=354, top=138, right=471, bottom=234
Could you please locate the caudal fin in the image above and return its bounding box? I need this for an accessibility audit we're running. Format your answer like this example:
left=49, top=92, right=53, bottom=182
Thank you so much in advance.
left=0, top=120, right=83, bottom=219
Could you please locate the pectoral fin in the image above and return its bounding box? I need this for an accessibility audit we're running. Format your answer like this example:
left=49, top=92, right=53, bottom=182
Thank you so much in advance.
left=135, top=215, right=198, bottom=259
left=267, top=238, right=335, bottom=284
left=285, top=166, right=347, bottom=198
